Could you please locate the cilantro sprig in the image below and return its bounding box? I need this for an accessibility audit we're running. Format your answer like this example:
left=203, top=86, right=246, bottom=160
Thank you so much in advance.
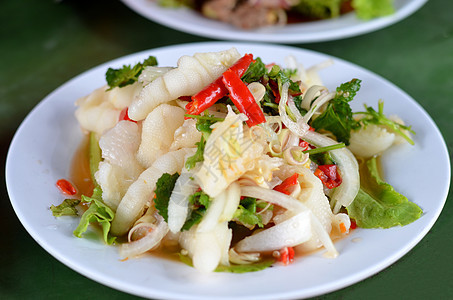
left=311, top=79, right=362, bottom=145
left=105, top=56, right=158, bottom=90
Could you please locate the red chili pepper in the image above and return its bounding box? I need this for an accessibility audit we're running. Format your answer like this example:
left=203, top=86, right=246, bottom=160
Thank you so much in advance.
left=273, top=173, right=299, bottom=195
left=278, top=247, right=295, bottom=266
left=56, top=179, right=77, bottom=196
left=299, top=140, right=310, bottom=151
left=186, top=54, right=254, bottom=115
left=350, top=219, right=357, bottom=230
left=314, top=164, right=342, bottom=189
left=119, top=107, right=137, bottom=123
left=222, top=69, right=266, bottom=127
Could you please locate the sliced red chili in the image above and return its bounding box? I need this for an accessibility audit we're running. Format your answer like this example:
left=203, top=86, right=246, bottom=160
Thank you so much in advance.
left=186, top=53, right=254, bottom=116
left=273, top=173, right=299, bottom=195
left=314, top=164, right=342, bottom=189
left=278, top=246, right=295, bottom=266
left=119, top=107, right=136, bottom=123
left=56, top=179, right=77, bottom=196
left=350, top=219, right=357, bottom=230
left=222, top=69, right=266, bottom=127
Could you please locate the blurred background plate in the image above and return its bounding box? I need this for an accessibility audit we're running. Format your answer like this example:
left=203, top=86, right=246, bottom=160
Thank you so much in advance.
left=121, top=0, right=428, bottom=43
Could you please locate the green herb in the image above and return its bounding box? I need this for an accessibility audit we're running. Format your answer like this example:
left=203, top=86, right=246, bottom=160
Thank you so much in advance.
left=347, top=156, right=422, bottom=228
left=311, top=79, right=361, bottom=145
left=303, top=143, right=346, bottom=155
left=241, top=57, right=267, bottom=83
left=184, top=112, right=220, bottom=170
left=181, top=190, right=212, bottom=231
left=178, top=253, right=275, bottom=273
left=233, top=197, right=265, bottom=228
left=355, top=100, right=415, bottom=145
left=185, top=136, right=206, bottom=171
left=154, top=173, right=180, bottom=222
left=50, top=198, right=81, bottom=217
left=293, top=0, right=343, bottom=19
left=73, top=187, right=116, bottom=244
left=105, top=55, right=158, bottom=90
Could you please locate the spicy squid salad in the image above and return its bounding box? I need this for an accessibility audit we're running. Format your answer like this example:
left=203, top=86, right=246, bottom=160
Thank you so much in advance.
left=51, top=48, right=422, bottom=273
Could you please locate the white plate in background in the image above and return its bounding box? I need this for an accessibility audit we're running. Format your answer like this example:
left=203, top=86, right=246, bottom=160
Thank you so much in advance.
left=121, top=0, right=428, bottom=43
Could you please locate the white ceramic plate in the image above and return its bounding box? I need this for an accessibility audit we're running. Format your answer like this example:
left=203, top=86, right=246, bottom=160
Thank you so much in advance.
left=6, top=42, right=450, bottom=300
left=121, top=0, right=427, bottom=43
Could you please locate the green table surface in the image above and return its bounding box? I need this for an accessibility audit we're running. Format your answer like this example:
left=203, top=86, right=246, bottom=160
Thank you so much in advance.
left=1, top=0, right=452, bottom=299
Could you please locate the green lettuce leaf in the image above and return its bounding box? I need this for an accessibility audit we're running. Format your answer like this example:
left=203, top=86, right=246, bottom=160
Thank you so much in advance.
left=352, top=0, right=394, bottom=19
left=347, top=157, right=422, bottom=228
left=179, top=254, right=275, bottom=273
left=73, top=187, right=116, bottom=244
left=50, top=198, right=80, bottom=217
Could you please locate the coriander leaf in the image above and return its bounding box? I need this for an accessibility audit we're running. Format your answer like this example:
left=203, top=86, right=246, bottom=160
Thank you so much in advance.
left=311, top=79, right=361, bottom=145
left=154, top=173, right=180, bottom=222
left=241, top=57, right=266, bottom=83
left=105, top=55, right=158, bottom=90
left=50, top=198, right=81, bottom=217
left=185, top=136, right=205, bottom=171
left=233, top=197, right=264, bottom=228
left=73, top=187, right=116, bottom=244
left=347, top=157, right=422, bottom=228
left=181, top=190, right=212, bottom=231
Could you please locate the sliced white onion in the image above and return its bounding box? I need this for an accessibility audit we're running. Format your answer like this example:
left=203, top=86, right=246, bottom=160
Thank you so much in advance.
left=278, top=82, right=310, bottom=137
left=119, top=214, right=169, bottom=259
left=235, top=211, right=312, bottom=252
left=241, top=185, right=306, bottom=212
left=168, top=171, right=199, bottom=233
left=303, top=130, right=360, bottom=213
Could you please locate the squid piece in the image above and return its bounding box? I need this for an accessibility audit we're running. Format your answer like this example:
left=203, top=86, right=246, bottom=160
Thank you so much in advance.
left=136, top=104, right=186, bottom=168
left=128, top=48, right=241, bottom=121
left=75, top=86, right=120, bottom=135
left=111, top=148, right=195, bottom=236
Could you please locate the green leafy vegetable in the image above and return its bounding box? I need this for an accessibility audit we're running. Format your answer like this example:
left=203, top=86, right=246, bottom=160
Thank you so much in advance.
left=181, top=190, right=212, bottom=231
left=50, top=198, right=81, bottom=217
left=355, top=100, right=415, bottom=145
left=352, top=0, right=394, bottom=19
left=311, top=78, right=361, bottom=144
left=347, top=157, right=422, bottom=228
left=154, top=173, right=180, bottom=222
left=241, top=57, right=267, bottom=83
left=179, top=253, right=274, bottom=273
left=73, top=187, right=116, bottom=244
left=293, top=0, right=343, bottom=19
left=233, top=197, right=270, bottom=229
left=184, top=112, right=220, bottom=170
left=105, top=55, right=158, bottom=90
left=185, top=136, right=206, bottom=171
left=89, top=131, right=102, bottom=185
